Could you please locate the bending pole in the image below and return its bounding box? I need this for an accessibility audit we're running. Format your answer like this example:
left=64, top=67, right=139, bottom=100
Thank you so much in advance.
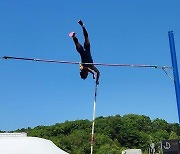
left=168, top=31, right=180, bottom=123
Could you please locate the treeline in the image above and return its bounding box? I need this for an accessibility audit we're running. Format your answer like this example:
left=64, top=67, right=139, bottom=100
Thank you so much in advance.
left=10, top=114, right=180, bottom=153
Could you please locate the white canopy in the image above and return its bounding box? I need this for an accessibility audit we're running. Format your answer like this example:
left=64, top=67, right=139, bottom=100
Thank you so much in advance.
left=0, top=136, right=69, bottom=154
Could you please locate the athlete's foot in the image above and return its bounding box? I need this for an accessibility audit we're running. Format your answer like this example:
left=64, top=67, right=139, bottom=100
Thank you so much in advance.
left=78, top=20, right=84, bottom=27
left=69, top=32, right=76, bottom=38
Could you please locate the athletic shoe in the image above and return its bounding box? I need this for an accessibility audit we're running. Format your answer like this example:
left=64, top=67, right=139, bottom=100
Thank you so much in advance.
left=69, top=32, right=75, bottom=37
left=78, top=20, right=84, bottom=26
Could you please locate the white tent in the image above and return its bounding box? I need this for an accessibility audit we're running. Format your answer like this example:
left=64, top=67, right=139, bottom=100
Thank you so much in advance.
left=0, top=133, right=69, bottom=154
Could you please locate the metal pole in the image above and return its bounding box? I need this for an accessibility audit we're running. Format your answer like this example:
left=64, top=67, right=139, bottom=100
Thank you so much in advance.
left=168, top=31, right=180, bottom=123
left=90, top=84, right=98, bottom=154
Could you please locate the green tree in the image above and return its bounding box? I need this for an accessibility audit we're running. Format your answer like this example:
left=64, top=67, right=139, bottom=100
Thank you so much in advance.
left=169, top=131, right=180, bottom=140
left=10, top=114, right=180, bottom=154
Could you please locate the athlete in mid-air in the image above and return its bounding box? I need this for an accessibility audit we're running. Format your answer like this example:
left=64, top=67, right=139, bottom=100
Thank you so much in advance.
left=69, top=20, right=100, bottom=85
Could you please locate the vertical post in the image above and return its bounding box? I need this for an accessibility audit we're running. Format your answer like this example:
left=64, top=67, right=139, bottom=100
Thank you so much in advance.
left=168, top=31, right=180, bottom=123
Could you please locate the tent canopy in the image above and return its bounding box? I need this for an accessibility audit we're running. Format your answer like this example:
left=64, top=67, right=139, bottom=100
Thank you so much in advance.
left=0, top=135, right=68, bottom=154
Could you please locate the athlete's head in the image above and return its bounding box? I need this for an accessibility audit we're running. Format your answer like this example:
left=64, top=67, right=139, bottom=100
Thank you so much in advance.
left=80, top=69, right=88, bottom=79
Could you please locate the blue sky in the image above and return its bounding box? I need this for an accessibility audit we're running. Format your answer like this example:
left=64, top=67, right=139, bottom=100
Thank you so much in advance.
left=0, top=0, right=180, bottom=131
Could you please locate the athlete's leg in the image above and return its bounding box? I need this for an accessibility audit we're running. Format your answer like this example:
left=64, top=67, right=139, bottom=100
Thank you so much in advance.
left=69, top=32, right=84, bottom=54
left=73, top=37, right=83, bottom=51
left=82, top=26, right=89, bottom=44
left=78, top=20, right=90, bottom=49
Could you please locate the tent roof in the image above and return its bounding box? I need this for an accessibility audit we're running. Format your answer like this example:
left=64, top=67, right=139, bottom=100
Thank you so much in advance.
left=0, top=136, right=69, bottom=154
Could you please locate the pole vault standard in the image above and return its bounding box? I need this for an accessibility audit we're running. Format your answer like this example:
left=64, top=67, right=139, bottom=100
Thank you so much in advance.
left=168, top=31, right=180, bottom=124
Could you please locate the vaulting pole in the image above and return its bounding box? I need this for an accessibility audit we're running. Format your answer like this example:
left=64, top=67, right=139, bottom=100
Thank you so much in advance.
left=90, top=83, right=98, bottom=154
left=168, top=31, right=180, bottom=123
